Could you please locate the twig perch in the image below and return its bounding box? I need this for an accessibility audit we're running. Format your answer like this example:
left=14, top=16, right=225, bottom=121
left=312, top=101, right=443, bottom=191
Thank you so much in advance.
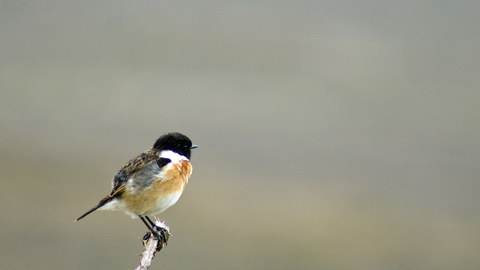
left=135, top=219, right=171, bottom=270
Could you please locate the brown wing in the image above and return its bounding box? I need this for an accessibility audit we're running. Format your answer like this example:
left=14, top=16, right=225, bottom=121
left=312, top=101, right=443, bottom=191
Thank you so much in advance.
left=76, top=150, right=156, bottom=222
left=109, top=150, right=157, bottom=195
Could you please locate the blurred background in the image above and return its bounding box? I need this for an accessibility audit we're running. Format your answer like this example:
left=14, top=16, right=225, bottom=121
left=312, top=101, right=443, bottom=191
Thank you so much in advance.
left=1, top=1, right=479, bottom=269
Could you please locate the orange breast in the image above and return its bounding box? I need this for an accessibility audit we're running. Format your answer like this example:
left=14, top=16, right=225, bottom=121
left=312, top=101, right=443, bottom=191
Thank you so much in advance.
left=123, top=160, right=192, bottom=216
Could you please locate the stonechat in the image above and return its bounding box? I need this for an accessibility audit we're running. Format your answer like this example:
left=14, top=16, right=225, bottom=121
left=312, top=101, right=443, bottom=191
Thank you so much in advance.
left=76, top=132, right=197, bottom=239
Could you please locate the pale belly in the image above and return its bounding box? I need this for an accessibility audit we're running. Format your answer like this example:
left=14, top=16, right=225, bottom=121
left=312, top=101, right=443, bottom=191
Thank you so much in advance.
left=146, top=191, right=183, bottom=216
left=99, top=190, right=184, bottom=218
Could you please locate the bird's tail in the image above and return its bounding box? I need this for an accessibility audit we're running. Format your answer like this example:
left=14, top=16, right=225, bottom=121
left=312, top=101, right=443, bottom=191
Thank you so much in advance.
left=75, top=197, right=112, bottom=222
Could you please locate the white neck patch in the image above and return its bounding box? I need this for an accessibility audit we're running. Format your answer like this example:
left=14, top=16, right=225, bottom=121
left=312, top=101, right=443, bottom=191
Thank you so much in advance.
left=159, top=150, right=189, bottom=163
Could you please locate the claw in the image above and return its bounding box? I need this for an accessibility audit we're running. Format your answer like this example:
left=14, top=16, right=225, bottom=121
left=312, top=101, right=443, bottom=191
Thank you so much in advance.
left=143, top=232, right=151, bottom=241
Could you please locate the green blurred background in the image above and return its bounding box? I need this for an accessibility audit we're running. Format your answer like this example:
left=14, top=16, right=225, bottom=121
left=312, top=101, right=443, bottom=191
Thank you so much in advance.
left=1, top=1, right=479, bottom=269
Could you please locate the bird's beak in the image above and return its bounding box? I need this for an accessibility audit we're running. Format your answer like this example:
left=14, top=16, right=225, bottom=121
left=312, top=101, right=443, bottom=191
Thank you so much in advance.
left=191, top=145, right=198, bottom=149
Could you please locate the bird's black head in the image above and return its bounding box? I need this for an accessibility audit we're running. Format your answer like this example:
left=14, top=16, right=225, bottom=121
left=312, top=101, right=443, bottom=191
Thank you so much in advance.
left=153, top=132, right=197, bottom=159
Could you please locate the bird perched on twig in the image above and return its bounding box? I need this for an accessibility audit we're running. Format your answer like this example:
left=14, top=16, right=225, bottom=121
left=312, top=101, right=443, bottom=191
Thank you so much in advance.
left=76, top=132, right=197, bottom=240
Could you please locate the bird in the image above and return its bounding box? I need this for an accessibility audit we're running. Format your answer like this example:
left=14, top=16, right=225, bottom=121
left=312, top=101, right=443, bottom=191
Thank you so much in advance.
left=76, top=132, right=197, bottom=240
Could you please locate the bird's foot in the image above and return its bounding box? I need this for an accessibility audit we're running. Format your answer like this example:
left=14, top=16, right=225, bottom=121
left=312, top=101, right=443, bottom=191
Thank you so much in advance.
left=142, top=220, right=171, bottom=250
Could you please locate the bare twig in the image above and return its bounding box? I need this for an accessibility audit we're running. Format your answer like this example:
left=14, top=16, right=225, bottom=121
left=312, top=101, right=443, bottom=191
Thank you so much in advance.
left=134, top=219, right=171, bottom=270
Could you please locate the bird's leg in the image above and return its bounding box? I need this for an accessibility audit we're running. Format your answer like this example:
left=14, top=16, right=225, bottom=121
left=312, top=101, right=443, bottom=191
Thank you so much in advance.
left=145, top=216, right=168, bottom=242
left=139, top=216, right=168, bottom=243
left=140, top=216, right=159, bottom=240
